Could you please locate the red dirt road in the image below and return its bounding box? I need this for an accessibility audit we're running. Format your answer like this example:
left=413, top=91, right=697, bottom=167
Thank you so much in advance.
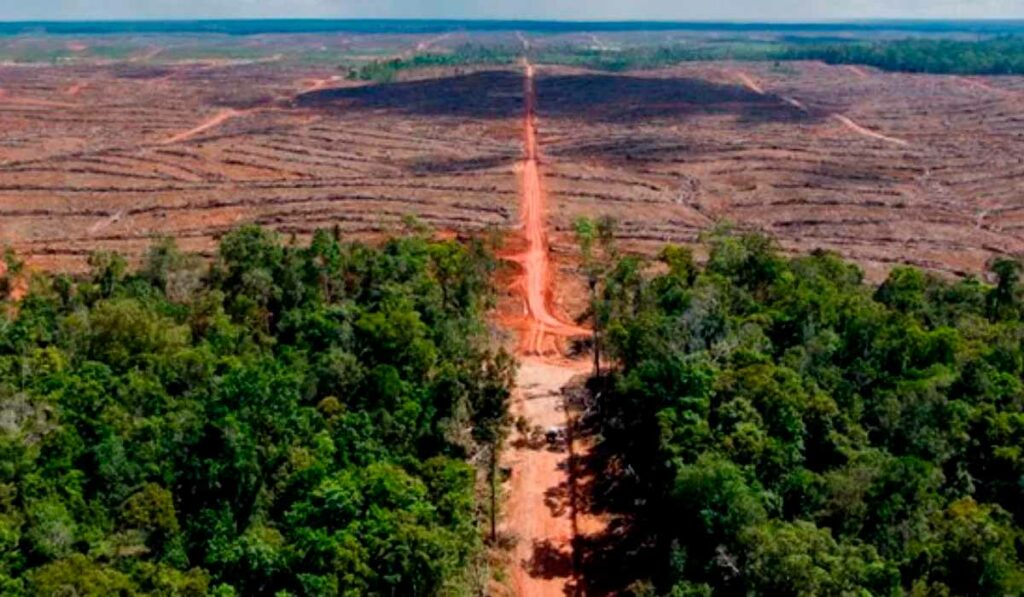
left=511, top=61, right=589, bottom=356
left=832, top=113, right=910, bottom=147
left=731, top=69, right=766, bottom=95
left=162, top=108, right=252, bottom=144
left=503, top=359, right=589, bottom=597
left=501, top=60, right=599, bottom=597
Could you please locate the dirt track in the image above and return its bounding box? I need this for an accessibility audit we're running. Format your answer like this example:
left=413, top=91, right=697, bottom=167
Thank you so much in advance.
left=503, top=359, right=589, bottom=596
left=832, top=113, right=910, bottom=146
left=511, top=61, right=589, bottom=355
left=0, top=56, right=523, bottom=271
left=163, top=108, right=253, bottom=144
left=4, top=31, right=1024, bottom=594
left=536, top=61, right=1024, bottom=280
left=499, top=59, right=599, bottom=597
left=733, top=68, right=909, bottom=146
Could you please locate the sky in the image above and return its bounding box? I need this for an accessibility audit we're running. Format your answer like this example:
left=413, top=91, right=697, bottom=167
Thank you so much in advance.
left=1, top=0, right=1022, bottom=22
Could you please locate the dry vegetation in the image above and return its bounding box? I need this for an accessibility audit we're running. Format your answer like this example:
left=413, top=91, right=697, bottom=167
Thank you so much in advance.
left=2, top=34, right=1024, bottom=283
left=0, top=47, right=520, bottom=270
left=537, top=61, right=1024, bottom=281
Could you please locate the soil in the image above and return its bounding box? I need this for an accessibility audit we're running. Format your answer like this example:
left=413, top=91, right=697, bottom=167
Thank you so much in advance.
left=498, top=60, right=601, bottom=597
left=536, top=61, right=1024, bottom=281
left=3, top=30, right=1024, bottom=594
left=163, top=108, right=251, bottom=144
left=502, top=359, right=590, bottom=596
left=832, top=113, right=910, bottom=147
left=3, top=53, right=1023, bottom=279
left=509, top=61, right=590, bottom=355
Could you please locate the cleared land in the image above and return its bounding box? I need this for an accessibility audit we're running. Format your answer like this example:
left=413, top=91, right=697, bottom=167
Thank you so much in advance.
left=536, top=61, right=1024, bottom=280
left=0, top=34, right=521, bottom=270
left=3, top=41, right=1024, bottom=281
left=5, top=27, right=1024, bottom=597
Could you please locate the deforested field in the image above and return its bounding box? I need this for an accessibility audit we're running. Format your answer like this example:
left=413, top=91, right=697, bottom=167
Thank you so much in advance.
left=538, top=61, right=1024, bottom=280
left=0, top=38, right=522, bottom=270
left=3, top=28, right=1024, bottom=280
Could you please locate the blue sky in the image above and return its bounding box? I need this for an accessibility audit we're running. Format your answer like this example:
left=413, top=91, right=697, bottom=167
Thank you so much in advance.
left=1, top=0, right=1021, bottom=21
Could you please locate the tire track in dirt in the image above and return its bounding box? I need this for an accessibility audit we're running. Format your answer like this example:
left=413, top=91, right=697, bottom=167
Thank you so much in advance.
left=0, top=88, right=77, bottom=109
left=509, top=60, right=589, bottom=356
left=730, top=69, right=766, bottom=95
left=955, top=75, right=1016, bottom=97
left=847, top=65, right=870, bottom=79
left=163, top=108, right=265, bottom=144
left=88, top=209, right=125, bottom=235
left=832, top=114, right=910, bottom=147
left=732, top=69, right=910, bottom=147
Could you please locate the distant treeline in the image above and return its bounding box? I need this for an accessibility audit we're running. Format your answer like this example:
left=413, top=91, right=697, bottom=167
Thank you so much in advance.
left=779, top=37, right=1024, bottom=75
left=353, top=37, right=1024, bottom=80
left=349, top=44, right=518, bottom=83
left=569, top=37, right=1024, bottom=75
left=348, top=42, right=781, bottom=82
left=535, top=43, right=779, bottom=72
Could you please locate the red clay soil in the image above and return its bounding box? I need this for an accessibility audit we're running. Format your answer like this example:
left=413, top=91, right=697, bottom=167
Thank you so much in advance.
left=503, top=359, right=590, bottom=597
left=0, top=88, right=76, bottom=109
left=847, top=64, right=871, bottom=78
left=730, top=69, right=766, bottom=95
left=507, top=60, right=589, bottom=356
left=499, top=60, right=601, bottom=597
left=65, top=82, right=88, bottom=96
left=832, top=113, right=910, bottom=147
left=956, top=75, right=1014, bottom=96
left=162, top=108, right=254, bottom=144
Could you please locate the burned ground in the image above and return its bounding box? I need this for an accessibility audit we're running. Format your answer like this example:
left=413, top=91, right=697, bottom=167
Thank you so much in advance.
left=535, top=62, right=1024, bottom=280
left=0, top=61, right=522, bottom=270
left=1, top=50, right=1024, bottom=280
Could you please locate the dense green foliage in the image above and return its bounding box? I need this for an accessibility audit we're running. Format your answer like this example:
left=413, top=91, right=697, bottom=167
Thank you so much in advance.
left=778, top=37, right=1024, bottom=75
left=585, top=227, right=1024, bottom=595
left=350, top=42, right=780, bottom=80
left=344, top=36, right=1024, bottom=81
left=534, top=43, right=780, bottom=72
left=551, top=37, right=1024, bottom=75
left=349, top=44, right=518, bottom=83
left=0, top=226, right=513, bottom=595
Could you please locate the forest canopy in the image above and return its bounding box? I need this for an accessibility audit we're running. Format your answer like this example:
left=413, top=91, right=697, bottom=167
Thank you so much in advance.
left=777, top=37, right=1024, bottom=75
left=357, top=36, right=1024, bottom=77
left=580, top=226, right=1024, bottom=596
left=0, top=226, right=513, bottom=595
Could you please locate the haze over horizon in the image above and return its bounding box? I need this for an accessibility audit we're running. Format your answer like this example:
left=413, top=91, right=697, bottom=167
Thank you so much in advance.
left=1, top=0, right=1021, bottom=22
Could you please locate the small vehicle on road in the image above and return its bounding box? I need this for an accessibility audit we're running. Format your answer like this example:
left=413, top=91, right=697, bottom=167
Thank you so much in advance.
left=545, top=426, right=567, bottom=446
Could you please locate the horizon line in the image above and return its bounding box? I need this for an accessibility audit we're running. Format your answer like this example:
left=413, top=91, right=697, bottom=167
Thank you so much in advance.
left=2, top=17, right=1024, bottom=25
